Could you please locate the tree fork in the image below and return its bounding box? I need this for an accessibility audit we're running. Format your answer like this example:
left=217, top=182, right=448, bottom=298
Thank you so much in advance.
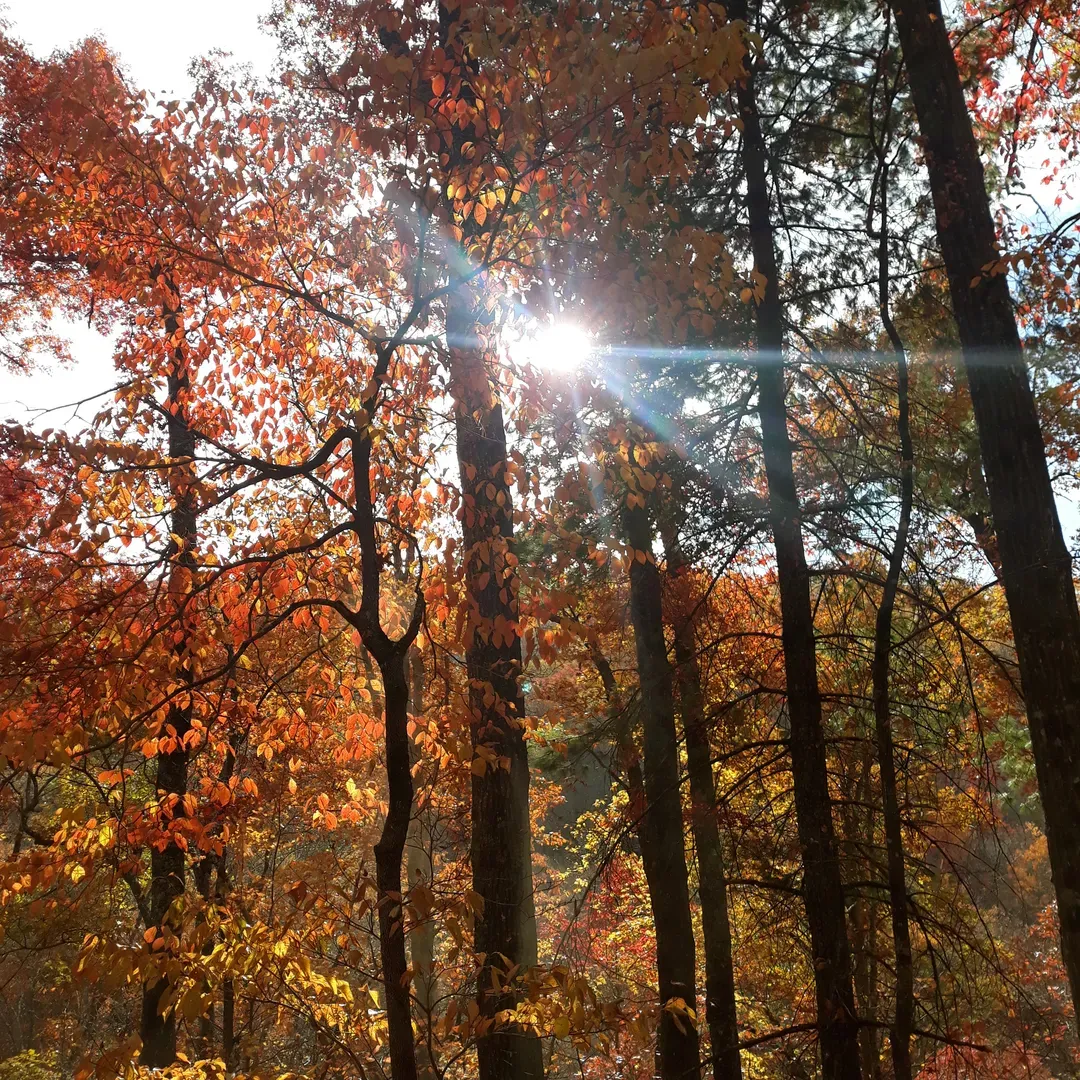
left=663, top=522, right=742, bottom=1080
left=623, top=501, right=702, bottom=1080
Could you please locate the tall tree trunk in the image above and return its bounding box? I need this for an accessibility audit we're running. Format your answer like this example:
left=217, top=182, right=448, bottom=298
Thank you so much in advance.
left=193, top=854, right=216, bottom=1061
left=725, top=9, right=862, bottom=1077
left=622, top=502, right=701, bottom=1080
left=435, top=6, right=543, bottom=1074
left=588, top=632, right=694, bottom=1080
left=662, top=525, right=742, bottom=1080
left=140, top=296, right=196, bottom=1068
left=847, top=739, right=882, bottom=1080
left=447, top=284, right=544, bottom=1080
left=406, top=646, right=440, bottom=1079
left=351, top=424, right=423, bottom=1080
left=889, top=0, right=1080, bottom=1016
left=222, top=976, right=235, bottom=1070
left=871, top=158, right=916, bottom=1080
left=193, top=726, right=239, bottom=1061
left=373, top=654, right=419, bottom=1080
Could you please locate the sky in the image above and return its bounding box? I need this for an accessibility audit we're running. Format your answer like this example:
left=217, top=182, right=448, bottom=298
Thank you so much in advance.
left=2, top=0, right=276, bottom=98
left=0, top=1, right=1078, bottom=546
left=0, top=1, right=277, bottom=429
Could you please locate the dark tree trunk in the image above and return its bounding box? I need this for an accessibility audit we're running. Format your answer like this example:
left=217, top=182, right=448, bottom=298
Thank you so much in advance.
left=374, top=656, right=419, bottom=1080
left=140, top=298, right=196, bottom=1069
left=663, top=527, right=742, bottom=1080
left=447, top=286, right=544, bottom=1080
left=406, top=647, right=439, bottom=1079
left=725, top=9, right=862, bottom=1077
left=222, top=977, right=235, bottom=1069
left=193, top=729, right=239, bottom=1061
left=623, top=503, right=701, bottom=1080
left=193, top=853, right=216, bottom=1061
left=351, top=424, right=424, bottom=1080
left=890, top=0, right=1080, bottom=1017
left=872, top=159, right=916, bottom=1080
left=434, top=4, right=543, bottom=1072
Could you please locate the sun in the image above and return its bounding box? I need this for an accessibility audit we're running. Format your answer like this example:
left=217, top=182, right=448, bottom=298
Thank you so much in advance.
left=511, top=321, right=595, bottom=374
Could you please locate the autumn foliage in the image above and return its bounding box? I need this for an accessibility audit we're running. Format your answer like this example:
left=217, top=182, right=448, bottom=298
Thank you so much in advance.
left=1, top=3, right=1080, bottom=1080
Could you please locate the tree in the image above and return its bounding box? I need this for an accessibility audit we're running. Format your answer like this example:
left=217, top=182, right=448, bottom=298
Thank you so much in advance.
left=1, top=4, right=1080, bottom=1080
left=723, top=4, right=863, bottom=1075
left=889, top=0, right=1080, bottom=1018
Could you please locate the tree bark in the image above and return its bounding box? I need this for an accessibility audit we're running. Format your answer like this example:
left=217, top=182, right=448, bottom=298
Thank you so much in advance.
left=872, top=173, right=916, bottom=1080
left=448, top=284, right=544, bottom=1080
left=623, top=502, right=701, bottom=1080
left=663, top=526, right=742, bottom=1080
left=433, top=6, right=544, bottom=1073
left=373, top=656, right=419, bottom=1080
left=351, top=425, right=424, bottom=1080
left=406, top=646, right=440, bottom=1079
left=890, top=0, right=1080, bottom=1018
left=222, top=976, right=235, bottom=1070
left=140, top=296, right=196, bottom=1069
left=725, top=9, right=863, bottom=1077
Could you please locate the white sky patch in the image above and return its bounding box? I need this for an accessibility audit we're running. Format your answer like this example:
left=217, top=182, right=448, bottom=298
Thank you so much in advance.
left=2, top=0, right=276, bottom=98
left=0, top=321, right=117, bottom=431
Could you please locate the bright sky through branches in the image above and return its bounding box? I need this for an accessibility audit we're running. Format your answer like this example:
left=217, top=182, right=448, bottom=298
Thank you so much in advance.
left=2, top=0, right=275, bottom=98
left=512, top=322, right=595, bottom=375
left=0, top=0, right=276, bottom=429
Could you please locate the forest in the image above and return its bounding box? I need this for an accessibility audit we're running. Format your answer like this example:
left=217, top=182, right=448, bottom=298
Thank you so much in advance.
left=1, top=1, right=1079, bottom=1078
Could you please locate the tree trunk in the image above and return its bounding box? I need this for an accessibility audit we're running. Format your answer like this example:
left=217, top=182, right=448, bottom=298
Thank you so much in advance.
left=406, top=646, right=440, bottom=1078
left=140, top=298, right=196, bottom=1069
left=222, top=976, right=235, bottom=1070
left=663, top=526, right=742, bottom=1080
left=872, top=160, right=916, bottom=1080
left=374, top=655, right=419, bottom=1080
left=193, top=728, right=239, bottom=1061
left=349, top=419, right=424, bottom=1080
left=890, top=0, right=1080, bottom=1017
left=447, top=284, right=544, bottom=1080
left=725, top=9, right=863, bottom=1077
left=193, top=853, right=216, bottom=1061
left=623, top=502, right=701, bottom=1080
left=434, top=4, right=544, bottom=1072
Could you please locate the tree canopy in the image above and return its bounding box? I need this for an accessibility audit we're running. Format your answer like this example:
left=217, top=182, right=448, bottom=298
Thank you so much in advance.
left=1, top=3, right=1080, bottom=1080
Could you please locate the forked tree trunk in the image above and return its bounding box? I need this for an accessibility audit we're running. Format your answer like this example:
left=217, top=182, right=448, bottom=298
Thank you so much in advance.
left=724, top=8, right=863, bottom=1077
left=662, top=525, right=742, bottom=1080
left=623, top=502, right=701, bottom=1080
left=889, top=0, right=1080, bottom=1018
left=350, top=424, right=424, bottom=1080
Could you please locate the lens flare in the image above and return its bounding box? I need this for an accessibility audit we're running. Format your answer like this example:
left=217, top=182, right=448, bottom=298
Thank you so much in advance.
left=512, top=321, right=594, bottom=373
